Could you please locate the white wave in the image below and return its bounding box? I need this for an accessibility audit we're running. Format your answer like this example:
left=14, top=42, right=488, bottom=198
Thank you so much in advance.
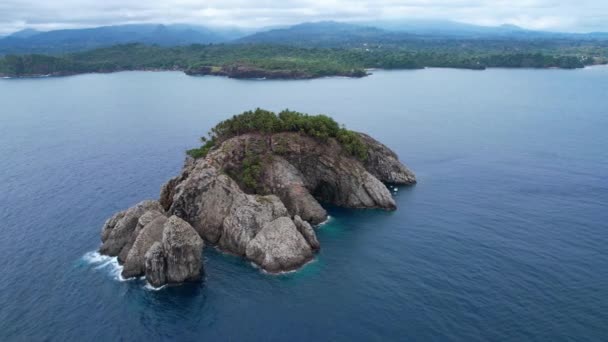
left=144, top=283, right=167, bottom=291
left=253, top=257, right=317, bottom=275
left=316, top=215, right=332, bottom=227
left=81, top=250, right=129, bottom=282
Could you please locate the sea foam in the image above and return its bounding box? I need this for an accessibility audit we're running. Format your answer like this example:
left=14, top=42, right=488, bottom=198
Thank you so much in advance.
left=82, top=251, right=165, bottom=290
left=316, top=215, right=332, bottom=227
left=144, top=283, right=167, bottom=291
left=81, top=251, right=129, bottom=282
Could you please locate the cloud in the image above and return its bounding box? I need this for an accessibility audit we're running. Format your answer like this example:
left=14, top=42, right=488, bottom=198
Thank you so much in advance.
left=0, top=0, right=606, bottom=35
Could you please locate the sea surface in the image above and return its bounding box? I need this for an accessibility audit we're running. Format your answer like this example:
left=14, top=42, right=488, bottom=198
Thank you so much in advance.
left=1, top=68, right=607, bottom=341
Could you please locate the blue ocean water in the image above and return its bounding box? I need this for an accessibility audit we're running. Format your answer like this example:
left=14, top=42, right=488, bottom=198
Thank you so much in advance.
left=0, top=68, right=607, bottom=341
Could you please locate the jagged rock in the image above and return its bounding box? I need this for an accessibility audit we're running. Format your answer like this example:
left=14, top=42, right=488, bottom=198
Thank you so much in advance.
left=144, top=242, right=166, bottom=288
left=269, top=133, right=397, bottom=209
left=293, top=215, right=320, bottom=250
left=203, top=132, right=398, bottom=210
left=246, top=217, right=314, bottom=272
left=117, top=210, right=165, bottom=264
left=159, top=157, right=196, bottom=211
left=219, top=194, right=288, bottom=255
left=101, top=211, right=124, bottom=243
left=99, top=200, right=164, bottom=257
left=261, top=157, right=327, bottom=224
left=121, top=215, right=168, bottom=278
left=169, top=164, right=241, bottom=243
left=160, top=176, right=180, bottom=212
left=162, top=216, right=205, bottom=283
left=357, top=132, right=416, bottom=185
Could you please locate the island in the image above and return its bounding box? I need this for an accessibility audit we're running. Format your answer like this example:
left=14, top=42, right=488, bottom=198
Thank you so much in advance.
left=98, top=109, right=416, bottom=287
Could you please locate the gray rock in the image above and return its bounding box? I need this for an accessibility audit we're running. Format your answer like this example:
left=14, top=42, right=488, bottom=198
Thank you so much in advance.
left=169, top=164, right=239, bottom=243
left=121, top=215, right=168, bottom=279
left=293, top=215, right=320, bottom=250
left=246, top=217, right=314, bottom=273
left=99, top=200, right=164, bottom=257
left=201, top=132, right=401, bottom=210
left=357, top=132, right=416, bottom=185
left=261, top=156, right=327, bottom=224
left=117, top=210, right=165, bottom=264
left=159, top=156, right=196, bottom=211
left=101, top=211, right=125, bottom=243
left=275, top=134, right=397, bottom=210
left=219, top=194, right=288, bottom=255
left=144, top=242, right=166, bottom=288
left=162, top=216, right=205, bottom=283
left=160, top=176, right=180, bottom=212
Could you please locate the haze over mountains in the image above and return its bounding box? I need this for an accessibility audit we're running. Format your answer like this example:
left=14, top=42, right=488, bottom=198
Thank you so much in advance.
left=1, top=20, right=607, bottom=55
left=0, top=24, right=251, bottom=54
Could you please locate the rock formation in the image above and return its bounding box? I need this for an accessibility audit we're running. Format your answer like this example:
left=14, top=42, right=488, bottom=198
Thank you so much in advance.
left=99, top=122, right=415, bottom=288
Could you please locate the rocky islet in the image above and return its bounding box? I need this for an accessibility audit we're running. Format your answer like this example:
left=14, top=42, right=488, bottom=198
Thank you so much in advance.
left=98, top=111, right=416, bottom=287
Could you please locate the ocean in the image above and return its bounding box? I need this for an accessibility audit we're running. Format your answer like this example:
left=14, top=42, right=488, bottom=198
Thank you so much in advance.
left=1, top=67, right=607, bottom=341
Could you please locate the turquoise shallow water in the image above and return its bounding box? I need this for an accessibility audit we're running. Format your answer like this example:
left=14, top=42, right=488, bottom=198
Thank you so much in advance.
left=0, top=68, right=607, bottom=341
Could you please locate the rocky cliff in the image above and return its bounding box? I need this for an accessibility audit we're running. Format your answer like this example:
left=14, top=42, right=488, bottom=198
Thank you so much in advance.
left=99, top=127, right=415, bottom=288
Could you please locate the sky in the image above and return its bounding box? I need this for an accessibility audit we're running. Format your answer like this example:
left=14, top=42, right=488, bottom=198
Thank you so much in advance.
left=0, top=0, right=607, bottom=35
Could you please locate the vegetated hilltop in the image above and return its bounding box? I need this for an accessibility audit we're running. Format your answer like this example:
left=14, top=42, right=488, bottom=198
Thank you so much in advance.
left=99, top=109, right=416, bottom=287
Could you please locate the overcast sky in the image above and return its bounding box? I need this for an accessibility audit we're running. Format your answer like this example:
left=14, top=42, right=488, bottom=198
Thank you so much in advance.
left=1, top=0, right=607, bottom=35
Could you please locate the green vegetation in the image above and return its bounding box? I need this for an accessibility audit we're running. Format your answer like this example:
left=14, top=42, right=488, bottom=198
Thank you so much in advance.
left=240, top=151, right=264, bottom=191
left=1, top=42, right=606, bottom=78
left=186, top=108, right=368, bottom=161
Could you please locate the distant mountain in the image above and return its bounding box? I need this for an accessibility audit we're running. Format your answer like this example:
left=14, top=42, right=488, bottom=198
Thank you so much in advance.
left=588, top=32, right=608, bottom=39
left=361, top=19, right=608, bottom=40
left=9, top=28, right=41, bottom=39
left=235, top=20, right=547, bottom=47
left=2, top=20, right=607, bottom=55
left=358, top=20, right=528, bottom=37
left=237, top=21, right=405, bottom=46
left=0, top=24, right=240, bottom=55
left=237, top=20, right=608, bottom=47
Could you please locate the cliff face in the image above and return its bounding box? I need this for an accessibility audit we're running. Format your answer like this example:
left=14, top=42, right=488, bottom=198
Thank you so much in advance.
left=99, top=131, right=415, bottom=287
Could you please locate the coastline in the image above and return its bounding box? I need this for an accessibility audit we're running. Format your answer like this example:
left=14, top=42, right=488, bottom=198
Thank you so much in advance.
left=2, top=62, right=605, bottom=81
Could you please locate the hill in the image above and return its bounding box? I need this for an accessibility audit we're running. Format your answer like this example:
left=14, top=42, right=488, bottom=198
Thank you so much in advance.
left=0, top=24, right=240, bottom=55
left=2, top=21, right=608, bottom=56
left=236, top=21, right=608, bottom=47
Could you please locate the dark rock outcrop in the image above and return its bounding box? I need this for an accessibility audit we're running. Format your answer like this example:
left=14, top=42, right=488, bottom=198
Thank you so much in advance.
left=294, top=215, right=320, bottom=251
left=100, top=129, right=414, bottom=286
left=144, top=242, right=166, bottom=287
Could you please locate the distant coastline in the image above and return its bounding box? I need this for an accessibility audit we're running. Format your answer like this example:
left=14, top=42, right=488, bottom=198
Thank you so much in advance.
left=1, top=42, right=606, bottom=80
left=2, top=62, right=607, bottom=81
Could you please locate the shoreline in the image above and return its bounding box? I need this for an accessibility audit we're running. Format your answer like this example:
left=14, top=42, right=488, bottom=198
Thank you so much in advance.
left=2, top=62, right=606, bottom=80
